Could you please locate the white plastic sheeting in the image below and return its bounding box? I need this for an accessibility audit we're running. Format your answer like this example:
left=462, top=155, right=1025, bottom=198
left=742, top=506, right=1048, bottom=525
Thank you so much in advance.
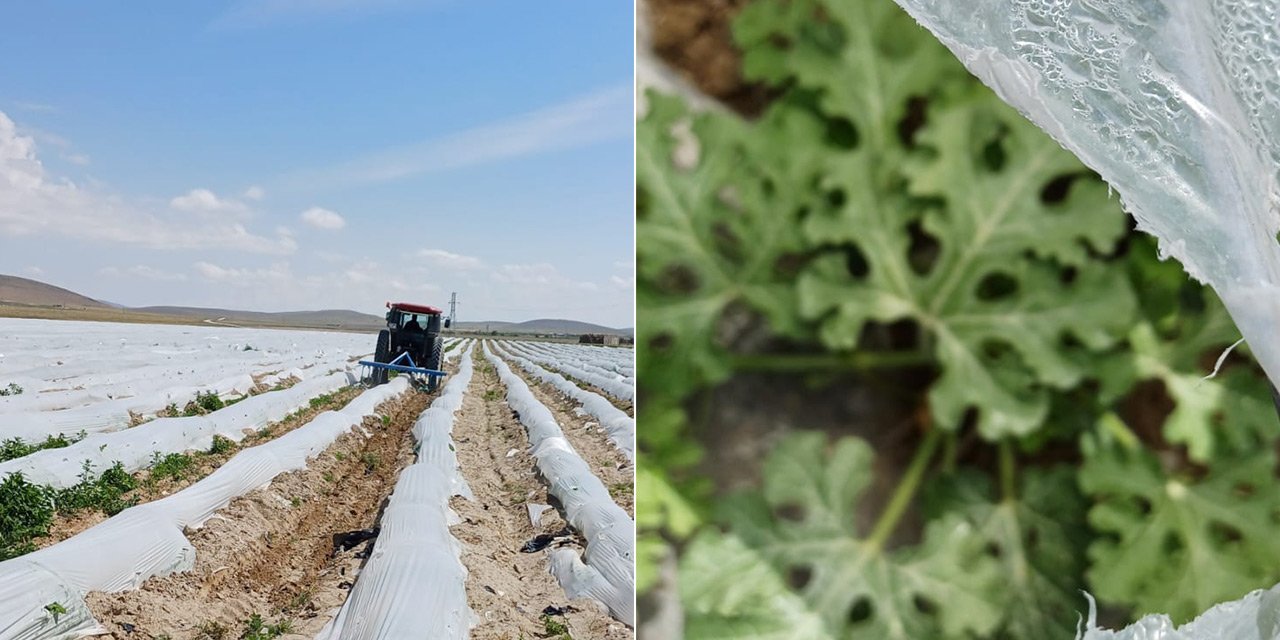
left=320, top=344, right=476, bottom=639
left=0, top=370, right=356, bottom=489
left=503, top=341, right=635, bottom=402
left=888, top=0, right=1280, bottom=392
left=492, top=341, right=635, bottom=462
left=0, top=378, right=410, bottom=640
left=0, top=318, right=371, bottom=441
left=482, top=342, right=635, bottom=626
left=1078, top=586, right=1280, bottom=639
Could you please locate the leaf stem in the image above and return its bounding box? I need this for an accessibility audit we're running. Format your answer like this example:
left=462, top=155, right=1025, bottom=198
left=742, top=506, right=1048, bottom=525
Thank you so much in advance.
left=729, top=350, right=932, bottom=372
left=866, top=428, right=942, bottom=551
left=999, top=439, right=1016, bottom=502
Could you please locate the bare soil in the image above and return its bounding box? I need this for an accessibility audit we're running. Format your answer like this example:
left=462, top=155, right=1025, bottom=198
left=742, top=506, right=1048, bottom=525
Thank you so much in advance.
left=644, top=0, right=774, bottom=116
left=450, top=357, right=632, bottom=640
left=85, top=388, right=430, bottom=638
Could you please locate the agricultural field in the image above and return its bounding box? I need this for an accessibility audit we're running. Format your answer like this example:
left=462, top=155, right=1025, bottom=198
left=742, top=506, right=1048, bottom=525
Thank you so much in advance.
left=0, top=318, right=635, bottom=639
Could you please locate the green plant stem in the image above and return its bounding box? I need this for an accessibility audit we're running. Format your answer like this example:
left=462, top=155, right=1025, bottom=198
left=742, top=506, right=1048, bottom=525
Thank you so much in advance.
left=730, top=350, right=932, bottom=372
left=999, top=439, right=1016, bottom=502
left=866, top=428, right=942, bottom=551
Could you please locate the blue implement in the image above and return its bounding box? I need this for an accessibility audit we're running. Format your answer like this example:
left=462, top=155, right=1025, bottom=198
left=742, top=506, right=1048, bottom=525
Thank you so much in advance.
left=358, top=351, right=447, bottom=389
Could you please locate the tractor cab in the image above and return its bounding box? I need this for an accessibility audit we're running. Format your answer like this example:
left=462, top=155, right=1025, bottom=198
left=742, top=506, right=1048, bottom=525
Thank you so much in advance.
left=360, top=301, right=451, bottom=390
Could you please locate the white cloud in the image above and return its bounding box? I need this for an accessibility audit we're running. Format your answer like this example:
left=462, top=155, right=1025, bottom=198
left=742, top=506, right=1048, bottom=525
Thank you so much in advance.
left=417, top=249, right=483, bottom=270
left=170, top=188, right=250, bottom=216
left=65, top=153, right=90, bottom=166
left=243, top=185, right=265, bottom=200
left=98, top=265, right=188, bottom=282
left=0, top=111, right=294, bottom=255
left=194, top=261, right=292, bottom=285
left=23, top=266, right=44, bottom=276
left=300, top=207, right=346, bottom=230
left=278, top=85, right=632, bottom=190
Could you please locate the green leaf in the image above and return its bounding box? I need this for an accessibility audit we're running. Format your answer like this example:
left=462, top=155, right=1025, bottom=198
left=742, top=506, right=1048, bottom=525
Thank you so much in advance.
left=682, top=531, right=834, bottom=640
left=637, top=91, right=814, bottom=397
left=799, top=96, right=1135, bottom=439
left=923, top=466, right=1090, bottom=638
left=637, top=461, right=703, bottom=594
left=694, top=431, right=1001, bottom=639
left=1080, top=436, right=1280, bottom=622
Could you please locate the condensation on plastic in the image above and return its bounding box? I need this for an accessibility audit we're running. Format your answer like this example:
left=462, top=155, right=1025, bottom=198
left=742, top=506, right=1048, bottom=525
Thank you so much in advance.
left=0, top=369, right=357, bottom=489
left=491, top=341, right=635, bottom=462
left=889, top=0, right=1280, bottom=391
left=0, top=378, right=411, bottom=640
left=482, top=342, right=636, bottom=626
left=502, top=341, right=635, bottom=402
left=1078, top=586, right=1280, bottom=639
left=319, top=344, right=476, bottom=639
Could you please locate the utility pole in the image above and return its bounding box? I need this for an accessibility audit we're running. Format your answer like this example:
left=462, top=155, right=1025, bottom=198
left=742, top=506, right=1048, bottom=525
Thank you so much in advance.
left=448, top=292, right=459, bottom=325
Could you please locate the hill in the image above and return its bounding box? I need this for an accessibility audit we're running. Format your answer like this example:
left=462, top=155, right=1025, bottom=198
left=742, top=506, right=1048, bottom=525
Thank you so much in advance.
left=0, top=275, right=626, bottom=335
left=452, top=318, right=631, bottom=336
left=0, top=275, right=109, bottom=308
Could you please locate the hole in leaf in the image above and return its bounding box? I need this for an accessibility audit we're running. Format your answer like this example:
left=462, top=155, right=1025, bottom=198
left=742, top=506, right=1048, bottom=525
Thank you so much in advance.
left=826, top=189, right=847, bottom=209
left=847, top=597, right=874, bottom=625
left=774, top=502, right=806, bottom=522
left=714, top=300, right=758, bottom=349
left=913, top=595, right=939, bottom=617
left=774, top=253, right=809, bottom=279
left=1161, top=532, right=1183, bottom=555
left=1137, top=497, right=1154, bottom=516
left=1025, top=526, right=1040, bottom=549
left=984, top=542, right=1003, bottom=559
left=1040, top=174, right=1076, bottom=204
left=1234, top=482, right=1256, bottom=499
left=981, top=134, right=1007, bottom=171
left=897, top=96, right=928, bottom=147
left=711, top=222, right=744, bottom=265
left=657, top=265, right=701, bottom=295
left=1209, top=521, right=1243, bottom=545
left=1059, top=265, right=1078, bottom=285
left=976, top=272, right=1018, bottom=301
left=825, top=116, right=859, bottom=150
left=649, top=333, right=674, bottom=355
left=787, top=565, right=813, bottom=590
left=843, top=243, right=871, bottom=279
left=906, top=220, right=940, bottom=276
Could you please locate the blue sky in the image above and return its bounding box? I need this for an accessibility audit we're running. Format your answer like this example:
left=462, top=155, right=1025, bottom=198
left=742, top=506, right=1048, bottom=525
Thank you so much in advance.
left=0, top=0, right=634, bottom=328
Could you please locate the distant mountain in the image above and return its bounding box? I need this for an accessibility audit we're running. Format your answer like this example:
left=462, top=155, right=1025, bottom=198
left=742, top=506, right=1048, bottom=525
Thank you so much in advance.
left=452, top=318, right=631, bottom=336
left=132, top=306, right=385, bottom=330
left=0, top=274, right=626, bottom=335
left=0, top=275, right=109, bottom=308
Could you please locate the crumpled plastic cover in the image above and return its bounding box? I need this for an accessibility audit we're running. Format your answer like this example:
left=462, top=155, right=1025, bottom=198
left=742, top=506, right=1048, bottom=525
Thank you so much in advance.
left=503, top=341, right=636, bottom=402
left=492, top=341, right=635, bottom=462
left=482, top=342, right=636, bottom=626
left=890, top=0, right=1280, bottom=392
left=320, top=344, right=476, bottom=639
left=0, top=378, right=410, bottom=640
left=1078, top=585, right=1280, bottom=639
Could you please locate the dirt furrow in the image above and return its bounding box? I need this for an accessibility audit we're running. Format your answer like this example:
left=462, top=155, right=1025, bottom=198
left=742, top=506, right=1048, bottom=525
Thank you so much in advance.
left=499, top=354, right=634, bottom=516
left=450, top=356, right=632, bottom=640
left=84, top=386, right=431, bottom=639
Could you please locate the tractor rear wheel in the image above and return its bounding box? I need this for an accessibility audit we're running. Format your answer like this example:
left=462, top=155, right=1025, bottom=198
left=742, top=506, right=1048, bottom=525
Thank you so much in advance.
left=426, top=336, right=444, bottom=391
left=372, top=330, right=390, bottom=386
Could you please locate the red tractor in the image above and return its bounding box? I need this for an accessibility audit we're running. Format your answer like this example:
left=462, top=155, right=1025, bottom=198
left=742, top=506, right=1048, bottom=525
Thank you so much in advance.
left=361, top=301, right=451, bottom=391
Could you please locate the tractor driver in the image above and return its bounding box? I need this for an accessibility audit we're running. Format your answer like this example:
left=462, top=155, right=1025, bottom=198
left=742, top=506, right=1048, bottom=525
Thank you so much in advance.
left=404, top=314, right=422, bottom=331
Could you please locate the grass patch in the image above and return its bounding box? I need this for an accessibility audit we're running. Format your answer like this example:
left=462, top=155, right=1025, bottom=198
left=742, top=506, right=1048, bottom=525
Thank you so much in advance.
left=182, top=390, right=226, bottom=416
left=0, top=382, right=23, bottom=396
left=240, top=613, right=292, bottom=640
left=209, top=435, right=235, bottom=455
left=0, top=460, right=139, bottom=560
left=149, top=451, right=194, bottom=482
left=541, top=613, right=572, bottom=639
left=0, top=431, right=85, bottom=463
left=361, top=452, right=381, bottom=473
left=610, top=481, right=633, bottom=497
